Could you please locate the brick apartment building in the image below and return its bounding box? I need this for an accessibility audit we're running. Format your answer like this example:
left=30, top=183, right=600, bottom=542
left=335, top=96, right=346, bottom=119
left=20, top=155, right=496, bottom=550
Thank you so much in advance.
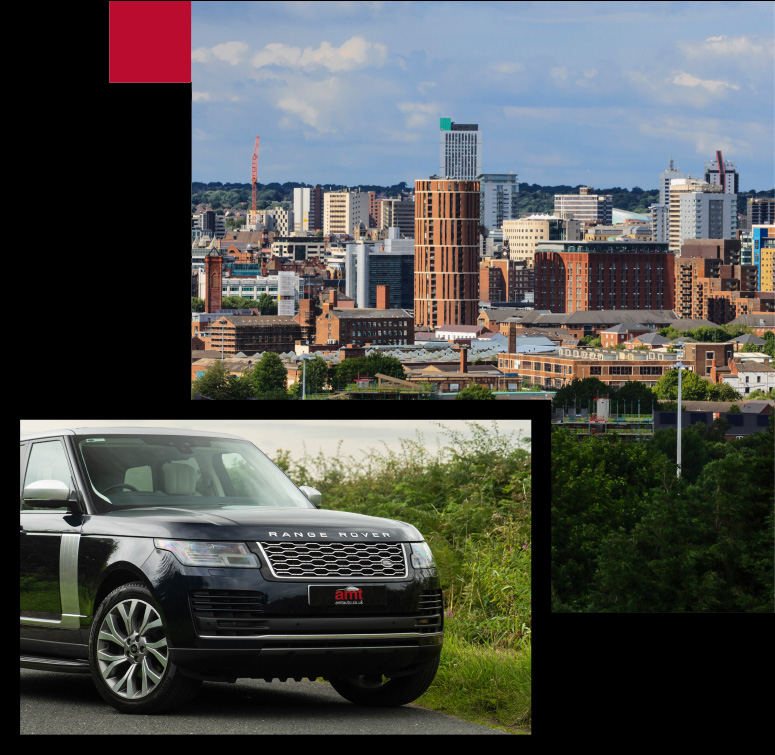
left=676, top=239, right=762, bottom=324
left=498, top=342, right=736, bottom=390
left=479, top=258, right=534, bottom=303
left=534, top=241, right=675, bottom=314
left=315, top=287, right=413, bottom=347
left=199, top=315, right=302, bottom=356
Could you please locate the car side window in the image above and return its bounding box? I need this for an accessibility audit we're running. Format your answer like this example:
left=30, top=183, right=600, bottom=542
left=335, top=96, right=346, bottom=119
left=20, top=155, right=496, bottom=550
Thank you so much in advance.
left=22, top=440, right=72, bottom=511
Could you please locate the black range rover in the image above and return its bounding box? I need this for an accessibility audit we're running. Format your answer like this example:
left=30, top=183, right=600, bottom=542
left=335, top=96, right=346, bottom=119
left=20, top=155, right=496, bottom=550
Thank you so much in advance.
left=20, top=428, right=443, bottom=713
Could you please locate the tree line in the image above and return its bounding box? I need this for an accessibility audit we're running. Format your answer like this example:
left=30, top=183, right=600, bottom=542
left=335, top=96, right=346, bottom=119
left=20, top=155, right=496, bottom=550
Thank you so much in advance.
left=191, top=351, right=406, bottom=400
left=194, top=180, right=772, bottom=217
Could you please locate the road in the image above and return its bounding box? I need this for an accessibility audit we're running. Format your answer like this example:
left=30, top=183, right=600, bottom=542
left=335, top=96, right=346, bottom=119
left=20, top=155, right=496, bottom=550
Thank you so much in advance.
left=20, top=669, right=511, bottom=734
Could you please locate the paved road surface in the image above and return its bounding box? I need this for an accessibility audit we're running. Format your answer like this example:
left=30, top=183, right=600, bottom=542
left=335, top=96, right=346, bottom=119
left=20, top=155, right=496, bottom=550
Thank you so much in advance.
left=20, top=669, right=511, bottom=734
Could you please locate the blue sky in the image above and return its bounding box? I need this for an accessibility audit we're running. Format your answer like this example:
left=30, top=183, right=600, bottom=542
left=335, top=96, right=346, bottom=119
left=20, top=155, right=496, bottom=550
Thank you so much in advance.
left=191, top=1, right=774, bottom=191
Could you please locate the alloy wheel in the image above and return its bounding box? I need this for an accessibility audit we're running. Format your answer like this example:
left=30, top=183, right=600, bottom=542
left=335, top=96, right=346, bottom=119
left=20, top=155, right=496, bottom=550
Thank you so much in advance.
left=95, top=598, right=169, bottom=699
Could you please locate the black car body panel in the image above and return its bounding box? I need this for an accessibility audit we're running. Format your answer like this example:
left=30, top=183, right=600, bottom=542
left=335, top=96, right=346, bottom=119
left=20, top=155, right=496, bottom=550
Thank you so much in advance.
left=20, top=428, right=443, bottom=702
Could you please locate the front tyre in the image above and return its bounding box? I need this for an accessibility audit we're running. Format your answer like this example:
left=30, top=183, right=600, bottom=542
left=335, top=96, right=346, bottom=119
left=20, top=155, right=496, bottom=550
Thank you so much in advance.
left=329, top=654, right=440, bottom=707
left=88, top=583, right=201, bottom=714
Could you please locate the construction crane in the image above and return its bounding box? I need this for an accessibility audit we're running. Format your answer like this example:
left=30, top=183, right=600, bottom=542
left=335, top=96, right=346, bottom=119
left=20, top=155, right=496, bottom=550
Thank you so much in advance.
left=716, top=149, right=726, bottom=193
left=251, top=136, right=260, bottom=225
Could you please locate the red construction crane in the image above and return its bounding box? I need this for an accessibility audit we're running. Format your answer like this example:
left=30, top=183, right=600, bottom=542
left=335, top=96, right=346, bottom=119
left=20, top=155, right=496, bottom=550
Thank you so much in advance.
left=251, top=136, right=260, bottom=220
left=716, top=149, right=726, bottom=192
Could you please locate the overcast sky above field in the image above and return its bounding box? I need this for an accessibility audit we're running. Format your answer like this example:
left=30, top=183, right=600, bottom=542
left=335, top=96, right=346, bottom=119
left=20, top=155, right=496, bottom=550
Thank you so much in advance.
left=20, top=420, right=531, bottom=465
left=191, top=1, right=774, bottom=191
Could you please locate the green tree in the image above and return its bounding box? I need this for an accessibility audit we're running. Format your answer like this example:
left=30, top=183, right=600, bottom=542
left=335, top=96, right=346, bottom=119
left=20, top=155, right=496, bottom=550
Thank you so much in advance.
left=761, top=331, right=775, bottom=359
left=550, top=429, right=674, bottom=611
left=191, top=297, right=205, bottom=313
left=247, top=352, right=288, bottom=396
left=613, top=381, right=658, bottom=412
left=652, top=369, right=739, bottom=401
left=330, top=353, right=405, bottom=390
left=551, top=377, right=612, bottom=411
left=455, top=384, right=496, bottom=400
left=191, top=361, right=234, bottom=400
left=289, top=355, right=329, bottom=397
left=255, top=293, right=277, bottom=315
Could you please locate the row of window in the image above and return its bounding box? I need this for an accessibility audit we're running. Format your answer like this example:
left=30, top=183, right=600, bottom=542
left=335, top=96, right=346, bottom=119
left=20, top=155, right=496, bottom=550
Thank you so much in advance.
left=521, top=361, right=666, bottom=376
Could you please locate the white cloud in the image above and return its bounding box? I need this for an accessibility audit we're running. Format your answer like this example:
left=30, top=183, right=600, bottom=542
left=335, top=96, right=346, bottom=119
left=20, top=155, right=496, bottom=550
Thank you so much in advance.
left=490, top=62, right=525, bottom=74
left=678, top=34, right=775, bottom=72
left=192, top=128, right=213, bottom=141
left=251, top=36, right=387, bottom=72
left=682, top=34, right=773, bottom=60
left=192, top=91, right=211, bottom=102
left=396, top=101, right=439, bottom=129
left=274, top=76, right=352, bottom=133
left=192, top=41, right=249, bottom=66
left=277, top=96, right=330, bottom=132
left=550, top=66, right=568, bottom=83
left=191, top=47, right=212, bottom=63
left=211, top=41, right=249, bottom=66
left=638, top=116, right=767, bottom=159
left=672, top=71, right=740, bottom=94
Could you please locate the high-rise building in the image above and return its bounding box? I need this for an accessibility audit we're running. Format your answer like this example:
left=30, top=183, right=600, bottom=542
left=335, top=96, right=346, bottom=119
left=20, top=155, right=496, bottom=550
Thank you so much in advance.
left=293, top=188, right=311, bottom=232
left=414, top=178, right=480, bottom=329
left=753, top=225, right=774, bottom=292
left=554, top=187, right=613, bottom=225
left=650, top=158, right=686, bottom=243
left=676, top=239, right=758, bottom=324
left=748, top=198, right=775, bottom=226
left=478, top=173, right=519, bottom=233
left=380, top=195, right=416, bottom=238
left=501, top=215, right=582, bottom=266
left=668, top=178, right=736, bottom=254
left=323, top=188, right=370, bottom=237
left=704, top=151, right=739, bottom=194
left=345, top=230, right=415, bottom=310
left=439, top=118, right=482, bottom=180
left=659, top=158, right=686, bottom=206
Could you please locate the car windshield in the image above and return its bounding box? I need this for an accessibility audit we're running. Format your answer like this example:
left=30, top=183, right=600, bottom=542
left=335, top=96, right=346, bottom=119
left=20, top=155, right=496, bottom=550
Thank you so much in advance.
left=74, top=434, right=314, bottom=512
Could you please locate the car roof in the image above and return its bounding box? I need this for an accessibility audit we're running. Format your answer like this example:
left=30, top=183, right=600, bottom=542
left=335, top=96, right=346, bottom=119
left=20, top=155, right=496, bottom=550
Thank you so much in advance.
left=20, top=427, right=250, bottom=442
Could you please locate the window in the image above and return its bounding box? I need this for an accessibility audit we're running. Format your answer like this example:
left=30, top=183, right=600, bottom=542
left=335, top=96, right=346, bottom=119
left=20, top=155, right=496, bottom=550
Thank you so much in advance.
left=23, top=440, right=73, bottom=510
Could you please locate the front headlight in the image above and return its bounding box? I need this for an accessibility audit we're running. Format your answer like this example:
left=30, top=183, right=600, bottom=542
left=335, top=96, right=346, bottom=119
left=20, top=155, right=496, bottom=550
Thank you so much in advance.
left=154, top=539, right=259, bottom=568
left=410, top=541, right=437, bottom=571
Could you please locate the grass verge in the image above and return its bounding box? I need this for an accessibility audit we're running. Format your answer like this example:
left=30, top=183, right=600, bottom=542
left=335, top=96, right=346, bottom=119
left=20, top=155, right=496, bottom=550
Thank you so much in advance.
left=412, top=618, right=531, bottom=734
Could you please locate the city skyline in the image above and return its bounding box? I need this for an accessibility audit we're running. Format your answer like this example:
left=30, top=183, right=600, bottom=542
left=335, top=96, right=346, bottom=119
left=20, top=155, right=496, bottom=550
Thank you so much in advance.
left=191, top=1, right=774, bottom=191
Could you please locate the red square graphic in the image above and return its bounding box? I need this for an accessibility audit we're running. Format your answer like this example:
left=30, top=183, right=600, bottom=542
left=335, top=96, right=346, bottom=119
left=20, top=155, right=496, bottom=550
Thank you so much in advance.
left=110, top=1, right=191, bottom=83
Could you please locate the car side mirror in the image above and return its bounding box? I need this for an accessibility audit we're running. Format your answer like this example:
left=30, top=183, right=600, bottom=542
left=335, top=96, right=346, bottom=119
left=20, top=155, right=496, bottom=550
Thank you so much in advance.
left=299, top=485, right=322, bottom=508
left=22, top=480, right=72, bottom=508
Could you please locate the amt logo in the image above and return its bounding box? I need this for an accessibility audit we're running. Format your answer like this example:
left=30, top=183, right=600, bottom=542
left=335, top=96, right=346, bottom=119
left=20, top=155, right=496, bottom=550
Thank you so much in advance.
left=335, top=587, right=363, bottom=602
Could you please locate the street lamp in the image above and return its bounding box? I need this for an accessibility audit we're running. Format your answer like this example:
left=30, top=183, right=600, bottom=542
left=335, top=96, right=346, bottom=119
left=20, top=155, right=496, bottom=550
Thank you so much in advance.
left=295, top=353, right=315, bottom=400
left=675, top=341, right=684, bottom=478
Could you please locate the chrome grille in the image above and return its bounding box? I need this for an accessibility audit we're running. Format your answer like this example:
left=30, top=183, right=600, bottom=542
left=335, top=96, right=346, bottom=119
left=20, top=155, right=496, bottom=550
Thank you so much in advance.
left=258, top=541, right=407, bottom=579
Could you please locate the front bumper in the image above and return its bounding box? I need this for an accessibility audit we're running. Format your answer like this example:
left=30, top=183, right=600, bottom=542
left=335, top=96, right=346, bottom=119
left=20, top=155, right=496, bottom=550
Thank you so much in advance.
left=170, top=635, right=442, bottom=682
left=145, top=550, right=444, bottom=681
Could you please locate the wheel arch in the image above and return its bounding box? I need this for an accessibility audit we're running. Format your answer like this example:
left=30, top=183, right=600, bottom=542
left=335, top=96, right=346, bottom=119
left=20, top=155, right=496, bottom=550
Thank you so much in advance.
left=93, top=564, right=155, bottom=615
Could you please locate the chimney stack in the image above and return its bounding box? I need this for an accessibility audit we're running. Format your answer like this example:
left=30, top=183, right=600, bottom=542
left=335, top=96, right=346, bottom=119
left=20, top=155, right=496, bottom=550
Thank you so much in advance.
left=376, top=284, right=390, bottom=310
left=459, top=343, right=469, bottom=374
